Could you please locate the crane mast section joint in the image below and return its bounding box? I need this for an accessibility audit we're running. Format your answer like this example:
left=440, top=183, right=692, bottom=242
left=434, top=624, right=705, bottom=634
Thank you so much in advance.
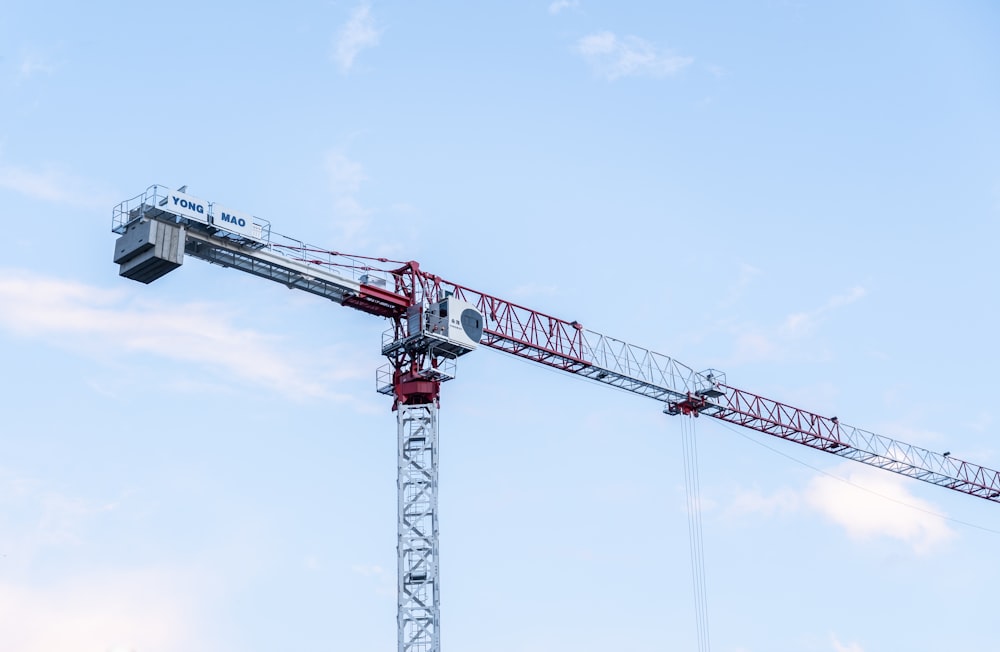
left=396, top=402, right=441, bottom=652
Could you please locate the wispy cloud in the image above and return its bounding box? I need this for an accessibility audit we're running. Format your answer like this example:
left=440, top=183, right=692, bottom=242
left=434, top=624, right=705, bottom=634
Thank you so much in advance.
left=0, top=270, right=367, bottom=400
left=351, top=563, right=394, bottom=597
left=0, top=568, right=210, bottom=652
left=782, top=286, right=867, bottom=336
left=322, top=150, right=405, bottom=259
left=720, top=284, right=867, bottom=365
left=831, top=634, right=865, bottom=652
left=0, top=162, right=115, bottom=210
left=18, top=52, right=56, bottom=80
left=332, top=2, right=380, bottom=73
left=729, top=485, right=799, bottom=517
left=549, top=0, right=579, bottom=15
left=806, top=465, right=954, bottom=554
left=0, top=471, right=117, bottom=564
left=728, top=329, right=781, bottom=364
left=705, top=63, right=726, bottom=78
left=719, top=262, right=761, bottom=308
left=0, top=471, right=213, bottom=651
left=575, top=31, right=693, bottom=80
left=326, top=149, right=373, bottom=245
left=350, top=563, right=386, bottom=577
left=730, top=464, right=954, bottom=555
left=326, top=150, right=366, bottom=199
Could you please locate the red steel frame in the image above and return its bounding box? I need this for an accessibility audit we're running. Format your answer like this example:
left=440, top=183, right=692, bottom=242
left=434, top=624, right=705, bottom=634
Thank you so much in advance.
left=368, top=264, right=1000, bottom=504
left=275, top=250, right=1000, bottom=505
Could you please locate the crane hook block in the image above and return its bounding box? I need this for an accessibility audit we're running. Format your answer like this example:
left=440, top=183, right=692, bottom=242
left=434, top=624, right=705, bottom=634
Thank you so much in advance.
left=113, top=219, right=185, bottom=284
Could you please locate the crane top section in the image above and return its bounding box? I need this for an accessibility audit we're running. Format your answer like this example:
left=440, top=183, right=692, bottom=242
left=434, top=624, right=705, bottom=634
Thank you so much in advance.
left=112, top=184, right=409, bottom=317
left=111, top=184, right=1000, bottom=505
left=113, top=184, right=270, bottom=244
left=112, top=184, right=717, bottom=398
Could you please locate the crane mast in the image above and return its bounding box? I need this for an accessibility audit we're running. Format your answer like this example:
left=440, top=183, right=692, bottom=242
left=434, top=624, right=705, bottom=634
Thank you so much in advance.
left=111, top=184, right=1000, bottom=651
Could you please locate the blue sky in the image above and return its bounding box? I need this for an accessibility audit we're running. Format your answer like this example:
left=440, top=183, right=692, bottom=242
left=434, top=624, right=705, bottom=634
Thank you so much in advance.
left=2, top=1, right=999, bottom=650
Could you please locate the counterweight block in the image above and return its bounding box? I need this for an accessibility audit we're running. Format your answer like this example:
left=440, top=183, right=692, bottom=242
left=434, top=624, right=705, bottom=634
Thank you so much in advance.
left=114, top=219, right=185, bottom=283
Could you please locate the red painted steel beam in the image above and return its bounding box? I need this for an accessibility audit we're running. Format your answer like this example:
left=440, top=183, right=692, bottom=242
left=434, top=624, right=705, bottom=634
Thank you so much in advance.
left=380, top=265, right=1000, bottom=506
left=711, top=383, right=1000, bottom=503
left=439, top=282, right=590, bottom=368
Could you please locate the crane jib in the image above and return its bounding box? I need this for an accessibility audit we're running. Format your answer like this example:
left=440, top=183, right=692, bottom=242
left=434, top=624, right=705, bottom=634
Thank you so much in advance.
left=713, top=384, right=1000, bottom=503
left=111, top=184, right=1000, bottom=506
left=111, top=183, right=1000, bottom=652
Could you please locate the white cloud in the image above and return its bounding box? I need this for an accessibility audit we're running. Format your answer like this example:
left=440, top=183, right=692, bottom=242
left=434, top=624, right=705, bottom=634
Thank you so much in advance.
left=332, top=2, right=380, bottom=72
left=0, top=270, right=366, bottom=400
left=321, top=150, right=406, bottom=259
left=575, top=31, right=693, bottom=80
left=549, top=0, right=579, bottom=15
left=806, top=465, right=954, bottom=554
left=18, top=52, right=56, bottom=80
left=351, top=563, right=394, bottom=597
left=350, top=563, right=385, bottom=577
left=0, top=472, right=228, bottom=652
left=831, top=634, right=865, bottom=652
left=705, top=63, right=726, bottom=78
left=0, top=569, right=211, bottom=652
left=730, top=329, right=780, bottom=363
left=0, top=162, right=115, bottom=209
left=326, top=150, right=374, bottom=244
left=327, top=150, right=367, bottom=196
left=783, top=286, right=867, bottom=336
left=729, top=485, right=800, bottom=517
left=720, top=284, right=867, bottom=365
left=0, top=471, right=108, bottom=563
left=728, top=464, right=954, bottom=555
left=0, top=468, right=134, bottom=577
left=719, top=262, right=762, bottom=308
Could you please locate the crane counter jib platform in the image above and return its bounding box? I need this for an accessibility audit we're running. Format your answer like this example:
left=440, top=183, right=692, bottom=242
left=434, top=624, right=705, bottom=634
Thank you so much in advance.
left=111, top=184, right=1000, bottom=652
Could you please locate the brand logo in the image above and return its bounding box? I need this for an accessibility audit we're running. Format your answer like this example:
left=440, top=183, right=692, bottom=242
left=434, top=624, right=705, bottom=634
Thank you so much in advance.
left=219, top=211, right=247, bottom=228
left=171, top=195, right=205, bottom=214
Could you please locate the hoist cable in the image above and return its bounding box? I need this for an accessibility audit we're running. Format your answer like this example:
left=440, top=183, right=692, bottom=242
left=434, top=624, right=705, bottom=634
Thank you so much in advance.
left=682, top=416, right=712, bottom=652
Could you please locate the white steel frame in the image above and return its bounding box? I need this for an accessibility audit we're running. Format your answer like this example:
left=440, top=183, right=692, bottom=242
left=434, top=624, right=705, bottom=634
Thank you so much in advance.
left=397, top=402, right=441, bottom=652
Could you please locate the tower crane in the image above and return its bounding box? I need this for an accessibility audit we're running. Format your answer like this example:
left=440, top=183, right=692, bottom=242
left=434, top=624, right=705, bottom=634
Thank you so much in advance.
left=111, top=184, right=1000, bottom=652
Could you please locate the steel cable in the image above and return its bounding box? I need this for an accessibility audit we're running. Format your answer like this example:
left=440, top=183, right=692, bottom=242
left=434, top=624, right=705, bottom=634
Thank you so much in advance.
left=681, top=416, right=711, bottom=652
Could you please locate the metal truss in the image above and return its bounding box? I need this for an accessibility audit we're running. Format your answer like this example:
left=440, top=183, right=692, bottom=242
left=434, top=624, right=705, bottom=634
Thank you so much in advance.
left=177, top=217, right=1000, bottom=504
left=397, top=402, right=441, bottom=652
left=112, top=184, right=1000, bottom=652
left=714, top=384, right=1000, bottom=502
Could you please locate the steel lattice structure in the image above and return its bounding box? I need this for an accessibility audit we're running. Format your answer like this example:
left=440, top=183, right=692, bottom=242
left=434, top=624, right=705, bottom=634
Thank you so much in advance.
left=397, top=403, right=441, bottom=652
left=111, top=184, right=1000, bottom=651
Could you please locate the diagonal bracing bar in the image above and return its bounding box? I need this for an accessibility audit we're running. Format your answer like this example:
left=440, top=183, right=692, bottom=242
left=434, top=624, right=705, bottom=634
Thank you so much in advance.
left=112, top=184, right=1000, bottom=652
left=711, top=384, right=1000, bottom=502
left=397, top=402, right=441, bottom=652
